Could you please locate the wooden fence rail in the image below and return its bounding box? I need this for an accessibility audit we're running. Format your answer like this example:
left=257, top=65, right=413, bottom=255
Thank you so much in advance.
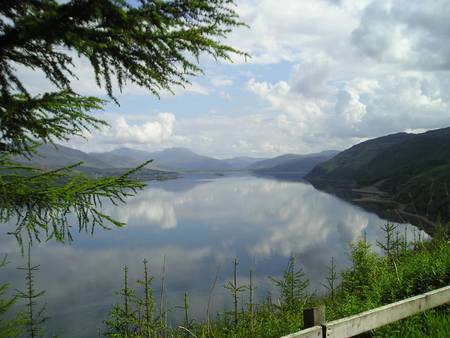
left=281, top=284, right=450, bottom=338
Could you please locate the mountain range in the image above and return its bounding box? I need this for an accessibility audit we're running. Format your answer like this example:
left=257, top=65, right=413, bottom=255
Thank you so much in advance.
left=92, top=147, right=235, bottom=171
left=16, top=144, right=337, bottom=174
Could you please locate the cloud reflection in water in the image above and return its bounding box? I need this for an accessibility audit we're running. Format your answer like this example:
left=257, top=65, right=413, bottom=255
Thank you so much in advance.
left=0, top=175, right=426, bottom=337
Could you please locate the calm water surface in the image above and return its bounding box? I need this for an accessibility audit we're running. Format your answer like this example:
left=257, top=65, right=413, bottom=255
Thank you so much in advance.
left=0, top=174, right=425, bottom=337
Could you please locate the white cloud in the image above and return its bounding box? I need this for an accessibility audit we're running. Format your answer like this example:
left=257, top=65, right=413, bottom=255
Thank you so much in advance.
left=71, top=110, right=348, bottom=157
left=228, top=0, right=364, bottom=64
left=352, top=0, right=450, bottom=70
left=262, top=142, right=289, bottom=154
left=173, top=114, right=294, bottom=157
left=106, top=113, right=175, bottom=144
left=238, top=0, right=450, bottom=147
left=248, top=70, right=450, bottom=142
left=70, top=113, right=176, bottom=151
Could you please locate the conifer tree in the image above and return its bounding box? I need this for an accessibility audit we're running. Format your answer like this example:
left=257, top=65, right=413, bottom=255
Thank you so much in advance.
left=0, top=255, right=25, bottom=337
left=16, top=245, right=48, bottom=338
left=136, top=259, right=155, bottom=337
left=0, top=0, right=247, bottom=243
left=270, top=255, right=309, bottom=310
left=224, top=258, right=248, bottom=327
left=322, top=256, right=338, bottom=301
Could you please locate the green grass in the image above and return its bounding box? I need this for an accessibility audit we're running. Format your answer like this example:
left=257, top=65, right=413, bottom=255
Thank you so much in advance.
left=372, top=307, right=450, bottom=338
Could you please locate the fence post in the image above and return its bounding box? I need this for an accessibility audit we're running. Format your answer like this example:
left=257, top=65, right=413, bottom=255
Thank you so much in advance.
left=303, top=305, right=326, bottom=328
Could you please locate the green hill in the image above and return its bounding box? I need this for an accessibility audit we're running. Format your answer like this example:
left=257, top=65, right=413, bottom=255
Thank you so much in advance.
left=307, top=127, right=450, bottom=230
left=249, top=150, right=338, bottom=174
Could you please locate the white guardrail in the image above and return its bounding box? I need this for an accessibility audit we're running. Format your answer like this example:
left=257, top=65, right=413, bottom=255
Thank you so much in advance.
left=281, top=285, right=450, bottom=338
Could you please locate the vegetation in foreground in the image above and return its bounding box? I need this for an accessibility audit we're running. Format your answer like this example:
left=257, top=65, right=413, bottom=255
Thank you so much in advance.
left=1, top=223, right=449, bottom=337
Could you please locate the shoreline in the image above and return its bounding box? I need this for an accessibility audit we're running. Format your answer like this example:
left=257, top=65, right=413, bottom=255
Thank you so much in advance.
left=306, top=179, right=437, bottom=236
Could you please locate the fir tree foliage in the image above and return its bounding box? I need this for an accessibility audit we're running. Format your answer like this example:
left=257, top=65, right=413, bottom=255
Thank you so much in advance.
left=105, top=265, right=138, bottom=337
left=224, top=258, right=248, bottom=327
left=376, top=222, right=400, bottom=258
left=0, top=92, right=106, bottom=156
left=322, top=256, right=338, bottom=301
left=0, top=0, right=246, bottom=243
left=270, top=255, right=309, bottom=310
left=105, top=261, right=163, bottom=337
left=176, top=291, right=194, bottom=336
left=136, top=259, right=156, bottom=337
left=16, top=244, right=48, bottom=338
left=0, top=255, right=25, bottom=337
left=0, top=0, right=247, bottom=102
left=1, top=157, right=149, bottom=245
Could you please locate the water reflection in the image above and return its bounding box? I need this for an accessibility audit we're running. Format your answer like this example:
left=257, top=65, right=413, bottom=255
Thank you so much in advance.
left=0, top=175, right=426, bottom=337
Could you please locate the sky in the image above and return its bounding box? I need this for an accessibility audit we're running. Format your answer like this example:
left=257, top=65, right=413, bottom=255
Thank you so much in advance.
left=20, top=0, right=450, bottom=158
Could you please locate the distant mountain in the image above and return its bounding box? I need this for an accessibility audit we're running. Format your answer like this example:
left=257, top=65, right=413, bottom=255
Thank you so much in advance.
left=15, top=144, right=111, bottom=168
left=222, top=156, right=266, bottom=170
left=15, top=144, right=339, bottom=176
left=97, top=147, right=154, bottom=162
left=307, top=127, right=450, bottom=231
left=16, top=145, right=264, bottom=172
left=247, top=154, right=304, bottom=170
left=147, top=147, right=233, bottom=171
left=249, top=151, right=339, bottom=174
left=93, top=147, right=233, bottom=171
left=96, top=147, right=267, bottom=171
left=90, top=148, right=151, bottom=168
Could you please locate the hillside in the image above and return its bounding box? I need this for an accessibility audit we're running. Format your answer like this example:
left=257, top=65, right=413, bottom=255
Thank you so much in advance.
left=247, top=154, right=303, bottom=170
left=14, top=144, right=111, bottom=168
left=306, top=127, right=450, bottom=229
left=306, top=133, right=414, bottom=182
left=146, top=147, right=232, bottom=171
left=250, top=151, right=339, bottom=174
left=222, top=156, right=266, bottom=170
left=90, top=148, right=151, bottom=168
